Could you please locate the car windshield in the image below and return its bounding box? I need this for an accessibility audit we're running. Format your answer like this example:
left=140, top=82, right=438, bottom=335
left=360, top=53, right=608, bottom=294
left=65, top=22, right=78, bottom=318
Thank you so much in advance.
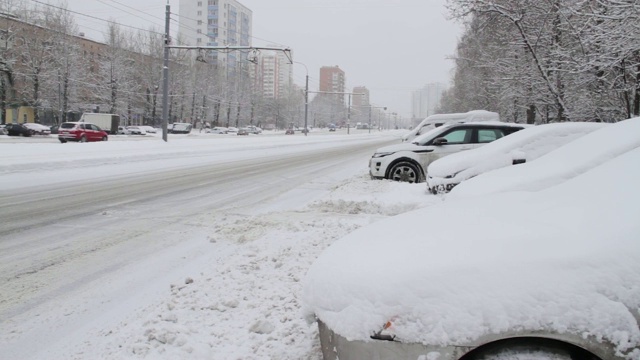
left=412, top=124, right=453, bottom=145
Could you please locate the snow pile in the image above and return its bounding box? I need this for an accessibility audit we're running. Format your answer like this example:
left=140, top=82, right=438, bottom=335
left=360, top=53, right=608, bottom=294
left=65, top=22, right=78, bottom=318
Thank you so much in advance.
left=84, top=177, right=436, bottom=359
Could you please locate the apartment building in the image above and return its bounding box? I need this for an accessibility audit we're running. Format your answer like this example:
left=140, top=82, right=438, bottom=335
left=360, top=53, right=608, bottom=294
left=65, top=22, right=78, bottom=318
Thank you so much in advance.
left=249, top=49, right=292, bottom=99
left=178, top=0, right=252, bottom=70
left=412, top=82, right=446, bottom=119
left=319, top=66, right=345, bottom=105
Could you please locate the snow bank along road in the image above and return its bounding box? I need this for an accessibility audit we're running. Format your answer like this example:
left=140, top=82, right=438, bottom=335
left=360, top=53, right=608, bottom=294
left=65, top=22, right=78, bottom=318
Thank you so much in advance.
left=0, top=133, right=398, bottom=359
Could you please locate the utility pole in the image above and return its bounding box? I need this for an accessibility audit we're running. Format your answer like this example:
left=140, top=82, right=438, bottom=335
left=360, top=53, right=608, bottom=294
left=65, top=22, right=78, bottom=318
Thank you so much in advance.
left=161, top=1, right=170, bottom=142
left=304, top=73, right=309, bottom=136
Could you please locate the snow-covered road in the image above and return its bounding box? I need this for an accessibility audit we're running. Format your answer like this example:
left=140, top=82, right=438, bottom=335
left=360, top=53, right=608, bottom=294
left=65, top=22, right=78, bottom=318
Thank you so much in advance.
left=0, top=131, right=435, bottom=359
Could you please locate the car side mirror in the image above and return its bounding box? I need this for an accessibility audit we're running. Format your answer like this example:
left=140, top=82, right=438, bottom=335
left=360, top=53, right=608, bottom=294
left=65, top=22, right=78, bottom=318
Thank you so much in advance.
left=432, top=137, right=448, bottom=146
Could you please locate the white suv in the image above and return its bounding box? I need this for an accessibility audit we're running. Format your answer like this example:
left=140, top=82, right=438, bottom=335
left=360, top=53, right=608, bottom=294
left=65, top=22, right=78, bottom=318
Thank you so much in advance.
left=369, top=122, right=527, bottom=183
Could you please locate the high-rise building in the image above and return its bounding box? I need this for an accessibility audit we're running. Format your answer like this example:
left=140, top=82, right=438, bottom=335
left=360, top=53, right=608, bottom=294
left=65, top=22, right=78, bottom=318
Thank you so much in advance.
left=412, top=82, right=446, bottom=120
left=178, top=0, right=252, bottom=70
left=249, top=48, right=293, bottom=99
left=352, top=86, right=370, bottom=107
left=319, top=66, right=345, bottom=105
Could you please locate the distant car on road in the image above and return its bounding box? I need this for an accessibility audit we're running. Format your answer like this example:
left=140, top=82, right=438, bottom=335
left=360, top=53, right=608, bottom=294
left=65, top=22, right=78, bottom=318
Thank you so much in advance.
left=58, top=122, right=109, bottom=143
left=285, top=129, right=295, bottom=135
left=5, top=123, right=34, bottom=137
left=237, top=128, right=249, bottom=135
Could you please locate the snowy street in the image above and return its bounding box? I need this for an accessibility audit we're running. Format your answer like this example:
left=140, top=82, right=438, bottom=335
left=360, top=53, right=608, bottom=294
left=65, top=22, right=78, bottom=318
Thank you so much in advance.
left=0, top=132, right=434, bottom=359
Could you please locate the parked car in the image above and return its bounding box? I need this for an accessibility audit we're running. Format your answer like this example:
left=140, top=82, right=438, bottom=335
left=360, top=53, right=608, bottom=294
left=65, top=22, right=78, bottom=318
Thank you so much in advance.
left=449, top=117, right=640, bottom=199
left=285, top=129, right=295, bottom=135
left=426, top=122, right=608, bottom=194
left=402, top=110, right=500, bottom=142
left=169, top=123, right=192, bottom=134
left=0, top=125, right=7, bottom=135
left=116, top=126, right=130, bottom=135
left=304, top=118, right=640, bottom=360
left=226, top=126, right=239, bottom=134
left=138, top=125, right=157, bottom=134
left=329, top=124, right=336, bottom=131
left=237, top=128, right=249, bottom=135
left=207, top=127, right=228, bottom=134
left=58, top=122, right=109, bottom=143
left=246, top=125, right=262, bottom=134
left=369, top=122, right=528, bottom=183
left=49, top=124, right=60, bottom=134
left=23, top=123, right=52, bottom=135
left=5, top=123, right=34, bottom=137
left=126, top=126, right=147, bottom=135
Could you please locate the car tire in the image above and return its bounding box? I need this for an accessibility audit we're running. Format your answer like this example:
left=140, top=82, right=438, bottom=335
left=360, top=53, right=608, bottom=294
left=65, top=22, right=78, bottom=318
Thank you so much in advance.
left=388, top=161, right=423, bottom=183
left=59, top=138, right=67, bottom=143
left=79, top=135, right=87, bottom=143
left=468, top=341, right=600, bottom=360
left=101, top=136, right=108, bottom=141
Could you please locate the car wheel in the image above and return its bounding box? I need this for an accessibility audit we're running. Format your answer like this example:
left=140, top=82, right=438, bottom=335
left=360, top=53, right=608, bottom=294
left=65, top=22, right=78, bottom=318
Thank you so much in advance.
left=59, top=138, right=67, bottom=143
left=101, top=136, right=108, bottom=141
left=468, top=341, right=600, bottom=360
left=388, top=161, right=423, bottom=183
left=79, top=135, right=87, bottom=143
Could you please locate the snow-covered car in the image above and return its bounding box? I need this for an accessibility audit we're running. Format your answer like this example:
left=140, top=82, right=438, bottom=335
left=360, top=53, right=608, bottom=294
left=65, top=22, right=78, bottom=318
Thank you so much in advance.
left=138, top=125, right=157, bottom=134
left=426, top=122, right=608, bottom=194
left=449, top=117, right=640, bottom=199
left=22, top=123, right=52, bottom=135
left=246, top=125, right=262, bottom=134
left=226, top=126, right=239, bottom=134
left=0, top=125, right=7, bottom=135
left=117, top=126, right=131, bottom=135
left=126, top=126, right=147, bottom=135
left=237, top=128, right=249, bottom=135
left=304, top=118, right=640, bottom=360
left=207, top=127, right=228, bottom=134
left=369, top=122, right=527, bottom=183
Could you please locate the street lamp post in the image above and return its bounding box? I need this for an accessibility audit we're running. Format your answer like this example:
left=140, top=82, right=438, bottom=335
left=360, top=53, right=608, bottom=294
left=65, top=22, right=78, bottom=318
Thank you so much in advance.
left=368, top=105, right=386, bottom=133
left=292, top=61, right=309, bottom=136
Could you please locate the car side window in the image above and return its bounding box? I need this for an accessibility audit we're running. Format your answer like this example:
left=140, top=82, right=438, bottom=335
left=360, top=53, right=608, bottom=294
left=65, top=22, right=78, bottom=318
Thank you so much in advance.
left=441, top=129, right=472, bottom=144
left=478, top=129, right=504, bottom=143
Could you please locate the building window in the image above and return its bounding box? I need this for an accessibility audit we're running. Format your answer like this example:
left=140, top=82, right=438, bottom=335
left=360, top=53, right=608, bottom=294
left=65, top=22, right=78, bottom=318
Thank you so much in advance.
left=197, top=38, right=202, bottom=44
left=197, top=10, right=202, bottom=16
left=197, top=29, right=201, bottom=34
left=198, top=20, right=202, bottom=25
left=197, top=1, right=202, bottom=6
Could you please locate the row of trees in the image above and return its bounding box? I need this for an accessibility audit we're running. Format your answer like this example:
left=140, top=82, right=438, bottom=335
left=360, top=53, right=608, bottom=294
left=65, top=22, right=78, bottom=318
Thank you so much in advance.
left=440, top=0, right=640, bottom=123
left=0, top=1, right=353, bottom=129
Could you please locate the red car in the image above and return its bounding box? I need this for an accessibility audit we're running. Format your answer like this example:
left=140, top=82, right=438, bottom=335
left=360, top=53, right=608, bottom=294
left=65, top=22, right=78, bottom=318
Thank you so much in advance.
left=58, top=122, right=109, bottom=143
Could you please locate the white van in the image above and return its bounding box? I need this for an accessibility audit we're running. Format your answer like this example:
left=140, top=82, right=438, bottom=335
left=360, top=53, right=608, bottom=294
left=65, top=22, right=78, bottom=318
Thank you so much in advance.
left=402, top=110, right=500, bottom=142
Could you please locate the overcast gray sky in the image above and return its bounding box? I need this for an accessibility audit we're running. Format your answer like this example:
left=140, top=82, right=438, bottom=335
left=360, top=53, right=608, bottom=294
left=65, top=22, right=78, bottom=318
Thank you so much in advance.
left=59, top=0, right=462, bottom=118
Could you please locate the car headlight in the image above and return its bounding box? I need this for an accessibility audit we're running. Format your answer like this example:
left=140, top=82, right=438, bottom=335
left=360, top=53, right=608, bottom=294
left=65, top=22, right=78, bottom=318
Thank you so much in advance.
left=372, top=152, right=394, bottom=158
